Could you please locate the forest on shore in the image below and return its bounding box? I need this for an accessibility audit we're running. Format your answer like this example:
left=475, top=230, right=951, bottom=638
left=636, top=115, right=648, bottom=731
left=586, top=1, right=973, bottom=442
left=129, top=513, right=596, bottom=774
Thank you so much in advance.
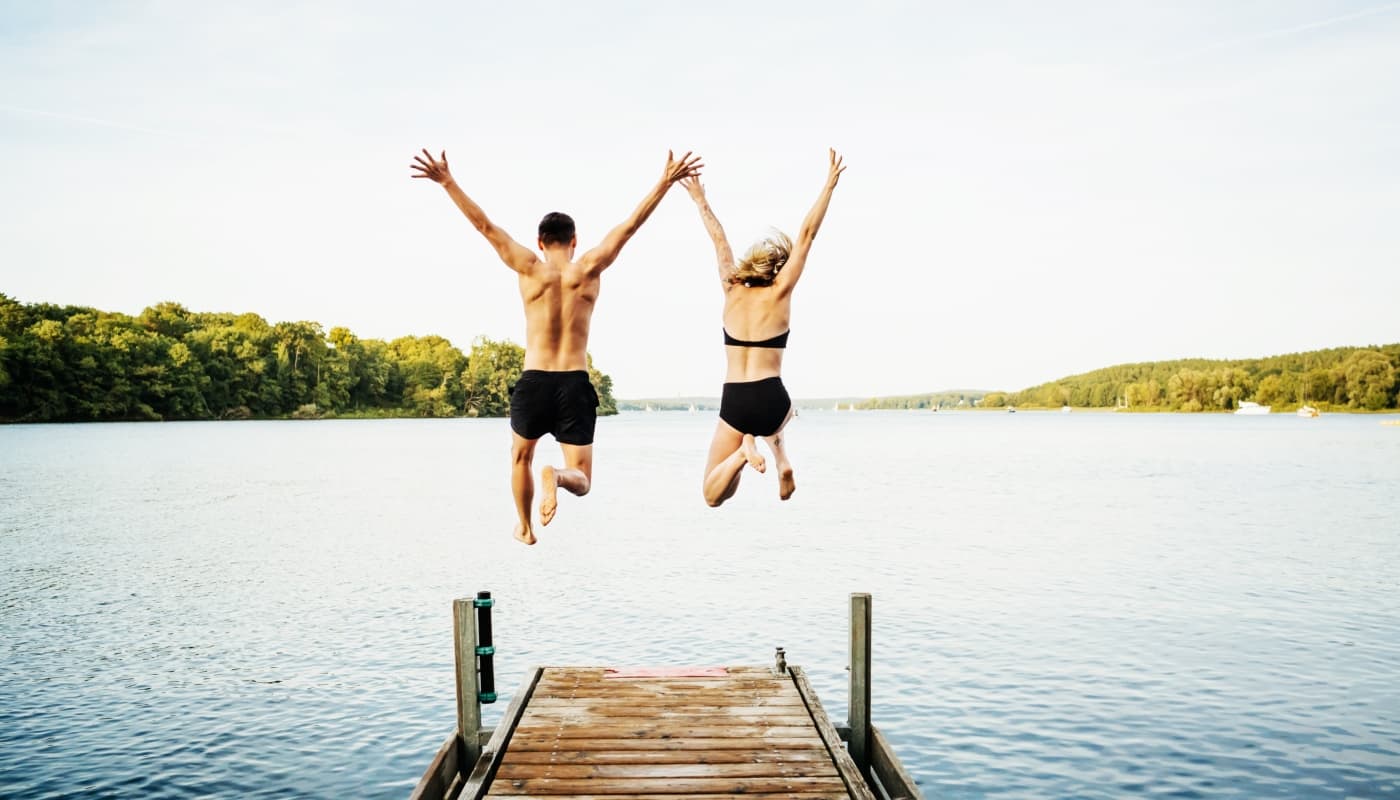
left=858, top=345, right=1400, bottom=412
left=991, top=344, right=1400, bottom=411
left=0, top=295, right=617, bottom=423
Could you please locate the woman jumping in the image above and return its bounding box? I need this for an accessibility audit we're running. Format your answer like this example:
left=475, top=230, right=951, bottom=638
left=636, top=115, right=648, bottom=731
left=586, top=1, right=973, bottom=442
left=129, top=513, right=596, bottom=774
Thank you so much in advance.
left=681, top=149, right=846, bottom=507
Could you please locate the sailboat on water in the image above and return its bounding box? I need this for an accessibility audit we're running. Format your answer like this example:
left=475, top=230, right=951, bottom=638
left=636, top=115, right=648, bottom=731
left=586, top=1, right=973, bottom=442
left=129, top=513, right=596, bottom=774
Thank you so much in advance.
left=1298, top=388, right=1320, bottom=418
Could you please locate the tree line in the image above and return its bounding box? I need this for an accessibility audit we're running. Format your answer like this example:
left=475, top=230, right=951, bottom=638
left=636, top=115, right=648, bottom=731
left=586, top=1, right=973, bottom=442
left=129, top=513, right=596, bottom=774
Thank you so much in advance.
left=854, top=390, right=988, bottom=410
left=0, top=295, right=618, bottom=422
left=982, top=345, right=1400, bottom=411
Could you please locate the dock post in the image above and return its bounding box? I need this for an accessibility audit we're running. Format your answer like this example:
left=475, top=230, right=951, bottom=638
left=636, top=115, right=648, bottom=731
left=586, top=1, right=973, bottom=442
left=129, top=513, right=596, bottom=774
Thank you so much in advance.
left=475, top=591, right=497, bottom=704
left=453, top=596, right=482, bottom=765
left=849, top=592, right=872, bottom=773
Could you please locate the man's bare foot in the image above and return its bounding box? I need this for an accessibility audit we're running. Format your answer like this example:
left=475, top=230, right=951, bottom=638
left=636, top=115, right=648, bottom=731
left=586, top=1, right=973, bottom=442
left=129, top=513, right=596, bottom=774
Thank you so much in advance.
left=539, top=465, right=559, bottom=526
left=778, top=466, right=796, bottom=501
left=513, top=522, right=536, bottom=545
left=741, top=435, right=766, bottom=473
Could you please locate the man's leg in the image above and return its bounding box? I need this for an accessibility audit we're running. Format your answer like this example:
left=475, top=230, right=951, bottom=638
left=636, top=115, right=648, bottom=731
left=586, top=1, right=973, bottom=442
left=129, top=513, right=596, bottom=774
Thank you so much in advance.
left=511, top=433, right=540, bottom=545
left=540, top=444, right=592, bottom=526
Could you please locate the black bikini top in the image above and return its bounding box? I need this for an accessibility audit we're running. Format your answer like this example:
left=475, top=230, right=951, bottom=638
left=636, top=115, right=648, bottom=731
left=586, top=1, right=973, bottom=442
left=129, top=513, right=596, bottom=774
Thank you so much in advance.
left=723, top=328, right=790, bottom=349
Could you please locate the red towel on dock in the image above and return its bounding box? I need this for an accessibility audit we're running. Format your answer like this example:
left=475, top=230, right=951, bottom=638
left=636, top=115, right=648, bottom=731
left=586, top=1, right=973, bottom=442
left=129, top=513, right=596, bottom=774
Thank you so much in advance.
left=602, top=667, right=730, bottom=679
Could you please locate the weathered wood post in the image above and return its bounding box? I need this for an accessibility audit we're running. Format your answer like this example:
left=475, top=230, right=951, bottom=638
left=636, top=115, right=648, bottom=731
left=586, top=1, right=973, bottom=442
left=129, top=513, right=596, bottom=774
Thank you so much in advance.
left=453, top=597, right=482, bottom=766
left=849, top=592, right=872, bottom=773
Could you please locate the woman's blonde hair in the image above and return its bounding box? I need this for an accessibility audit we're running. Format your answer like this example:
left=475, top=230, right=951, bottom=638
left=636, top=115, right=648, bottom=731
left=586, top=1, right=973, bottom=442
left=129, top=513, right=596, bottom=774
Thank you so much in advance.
left=730, top=231, right=792, bottom=287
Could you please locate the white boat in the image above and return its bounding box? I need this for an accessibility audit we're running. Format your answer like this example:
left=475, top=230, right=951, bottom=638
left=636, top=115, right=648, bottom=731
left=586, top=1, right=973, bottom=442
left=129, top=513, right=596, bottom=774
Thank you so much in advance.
left=1235, top=401, right=1271, bottom=415
left=1297, top=405, right=1319, bottom=418
left=1060, top=405, right=1072, bottom=414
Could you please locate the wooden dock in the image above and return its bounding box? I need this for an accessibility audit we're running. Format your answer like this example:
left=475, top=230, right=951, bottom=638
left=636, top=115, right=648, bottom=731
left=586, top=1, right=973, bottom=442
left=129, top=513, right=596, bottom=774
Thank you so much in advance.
left=412, top=594, right=921, bottom=800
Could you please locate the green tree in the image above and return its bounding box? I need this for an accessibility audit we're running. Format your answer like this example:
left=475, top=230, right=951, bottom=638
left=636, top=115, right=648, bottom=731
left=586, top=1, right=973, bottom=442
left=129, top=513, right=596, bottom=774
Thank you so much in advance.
left=1342, top=349, right=1396, bottom=410
left=588, top=353, right=618, bottom=416
left=463, top=337, right=525, bottom=417
left=1255, top=374, right=1286, bottom=407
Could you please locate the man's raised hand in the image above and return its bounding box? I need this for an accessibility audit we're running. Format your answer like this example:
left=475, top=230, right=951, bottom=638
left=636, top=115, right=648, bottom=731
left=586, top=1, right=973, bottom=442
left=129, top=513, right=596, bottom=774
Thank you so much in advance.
left=410, top=149, right=454, bottom=185
left=663, top=150, right=704, bottom=185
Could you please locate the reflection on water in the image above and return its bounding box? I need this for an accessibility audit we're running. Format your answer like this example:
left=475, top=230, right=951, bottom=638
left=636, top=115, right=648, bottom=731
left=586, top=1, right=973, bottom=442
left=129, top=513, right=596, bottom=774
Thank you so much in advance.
left=2, top=412, right=1399, bottom=798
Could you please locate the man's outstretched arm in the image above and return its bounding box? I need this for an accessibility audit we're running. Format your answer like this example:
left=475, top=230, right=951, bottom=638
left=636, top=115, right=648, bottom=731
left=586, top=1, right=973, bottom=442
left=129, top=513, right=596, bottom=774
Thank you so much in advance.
left=581, top=150, right=703, bottom=273
left=411, top=149, right=538, bottom=274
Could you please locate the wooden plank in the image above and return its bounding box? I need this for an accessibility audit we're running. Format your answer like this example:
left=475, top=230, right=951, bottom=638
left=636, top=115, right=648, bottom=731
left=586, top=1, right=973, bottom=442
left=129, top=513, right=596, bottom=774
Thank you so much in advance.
left=534, top=678, right=794, bottom=688
left=532, top=686, right=791, bottom=695
left=532, top=682, right=792, bottom=695
left=409, top=732, right=461, bottom=800
left=501, top=750, right=837, bottom=766
left=536, top=677, right=794, bottom=690
left=528, top=691, right=796, bottom=703
left=489, top=794, right=849, bottom=800
left=505, top=736, right=827, bottom=752
left=522, top=712, right=819, bottom=726
left=790, top=667, right=877, bottom=800
left=536, top=676, right=789, bottom=687
left=512, top=724, right=822, bottom=739
left=524, top=698, right=807, bottom=710
left=540, top=666, right=778, bottom=677
left=457, top=667, right=544, bottom=800
left=871, top=724, right=923, bottom=800
left=534, top=672, right=784, bottom=686
left=492, top=776, right=848, bottom=794
left=495, top=762, right=839, bottom=780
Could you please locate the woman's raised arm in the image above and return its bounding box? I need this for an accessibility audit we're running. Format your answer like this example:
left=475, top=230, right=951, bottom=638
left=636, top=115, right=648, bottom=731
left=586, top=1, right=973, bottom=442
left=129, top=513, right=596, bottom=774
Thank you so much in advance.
left=681, top=177, right=736, bottom=284
left=775, top=149, right=846, bottom=294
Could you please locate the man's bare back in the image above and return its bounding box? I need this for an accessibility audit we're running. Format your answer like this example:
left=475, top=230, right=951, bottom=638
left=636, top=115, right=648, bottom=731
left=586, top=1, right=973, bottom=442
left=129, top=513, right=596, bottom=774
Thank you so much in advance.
left=411, top=149, right=702, bottom=544
left=517, top=254, right=600, bottom=372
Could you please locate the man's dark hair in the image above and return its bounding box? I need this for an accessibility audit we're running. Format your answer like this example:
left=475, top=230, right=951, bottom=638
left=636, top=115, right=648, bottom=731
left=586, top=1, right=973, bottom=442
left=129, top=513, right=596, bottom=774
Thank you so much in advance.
left=538, top=212, right=576, bottom=247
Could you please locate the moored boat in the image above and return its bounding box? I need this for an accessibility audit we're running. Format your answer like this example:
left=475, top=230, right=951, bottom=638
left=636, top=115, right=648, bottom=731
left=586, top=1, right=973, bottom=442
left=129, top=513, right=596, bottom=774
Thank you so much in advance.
left=1235, top=401, right=1271, bottom=415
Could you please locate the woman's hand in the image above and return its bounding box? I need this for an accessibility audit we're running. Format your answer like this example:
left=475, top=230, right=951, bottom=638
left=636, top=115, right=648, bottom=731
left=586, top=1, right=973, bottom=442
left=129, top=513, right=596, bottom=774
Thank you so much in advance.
left=680, top=176, right=706, bottom=201
left=825, top=148, right=846, bottom=188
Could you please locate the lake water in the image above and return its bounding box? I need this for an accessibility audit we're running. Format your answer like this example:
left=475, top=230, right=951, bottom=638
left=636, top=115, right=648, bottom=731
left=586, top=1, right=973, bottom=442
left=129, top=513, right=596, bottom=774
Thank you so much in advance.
left=2, top=411, right=1399, bottom=799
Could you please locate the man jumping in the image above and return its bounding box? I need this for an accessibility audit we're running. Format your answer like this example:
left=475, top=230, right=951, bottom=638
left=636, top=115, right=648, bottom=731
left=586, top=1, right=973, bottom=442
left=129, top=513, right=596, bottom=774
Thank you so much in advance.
left=411, top=148, right=702, bottom=545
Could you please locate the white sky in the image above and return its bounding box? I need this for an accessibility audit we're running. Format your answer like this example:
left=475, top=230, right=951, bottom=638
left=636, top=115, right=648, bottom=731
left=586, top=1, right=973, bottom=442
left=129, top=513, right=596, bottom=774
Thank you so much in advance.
left=2, top=1, right=1397, bottom=398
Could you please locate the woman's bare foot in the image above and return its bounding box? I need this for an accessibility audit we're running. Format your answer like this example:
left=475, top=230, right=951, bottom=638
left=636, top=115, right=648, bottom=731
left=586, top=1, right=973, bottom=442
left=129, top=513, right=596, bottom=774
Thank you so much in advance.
left=778, top=466, right=796, bottom=500
left=741, top=435, right=766, bottom=473
left=513, top=522, right=536, bottom=545
left=539, top=465, right=559, bottom=526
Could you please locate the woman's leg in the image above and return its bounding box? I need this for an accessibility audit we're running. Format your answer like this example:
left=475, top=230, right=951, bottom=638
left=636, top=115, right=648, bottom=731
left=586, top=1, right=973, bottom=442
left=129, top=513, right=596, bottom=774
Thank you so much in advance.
left=703, top=420, right=760, bottom=507
left=760, top=407, right=797, bottom=501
